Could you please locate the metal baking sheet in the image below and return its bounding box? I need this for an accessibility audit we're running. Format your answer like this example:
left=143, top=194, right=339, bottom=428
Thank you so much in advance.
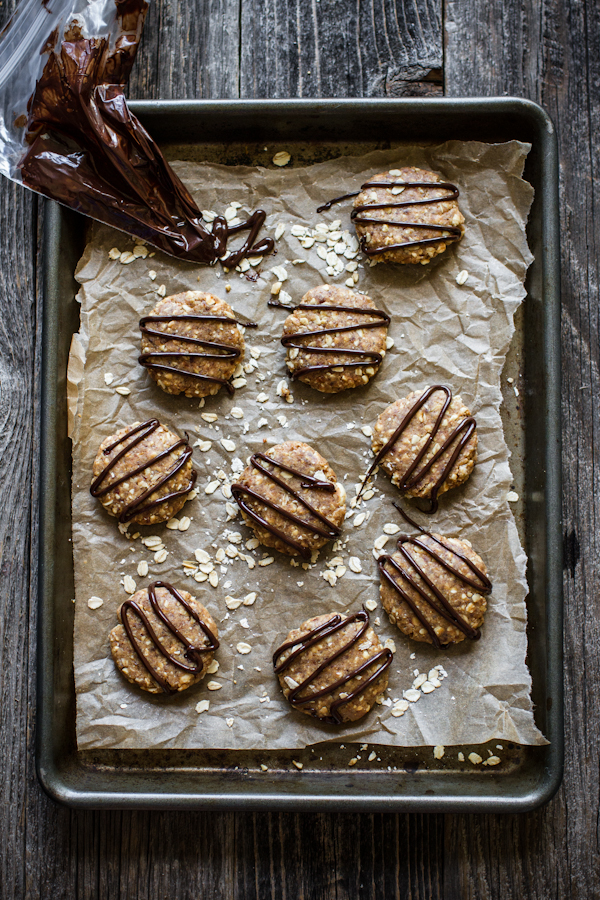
left=36, top=98, right=562, bottom=812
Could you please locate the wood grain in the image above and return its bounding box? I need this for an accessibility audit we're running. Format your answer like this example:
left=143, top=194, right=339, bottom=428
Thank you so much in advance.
left=445, top=0, right=599, bottom=896
left=0, top=0, right=596, bottom=895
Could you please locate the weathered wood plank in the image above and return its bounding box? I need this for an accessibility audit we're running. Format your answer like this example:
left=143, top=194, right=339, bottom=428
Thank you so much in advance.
left=445, top=0, right=600, bottom=897
left=239, top=0, right=442, bottom=98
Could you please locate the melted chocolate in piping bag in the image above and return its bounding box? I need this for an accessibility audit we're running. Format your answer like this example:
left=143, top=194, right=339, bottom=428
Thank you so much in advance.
left=16, top=0, right=273, bottom=265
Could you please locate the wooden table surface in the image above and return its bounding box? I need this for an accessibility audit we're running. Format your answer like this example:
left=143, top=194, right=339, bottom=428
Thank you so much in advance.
left=1, top=0, right=596, bottom=896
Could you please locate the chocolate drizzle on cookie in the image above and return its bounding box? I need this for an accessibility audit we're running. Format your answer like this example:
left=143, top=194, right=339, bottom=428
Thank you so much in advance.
left=139, top=313, right=257, bottom=395
left=269, top=299, right=390, bottom=379
left=120, top=581, right=219, bottom=694
left=318, top=180, right=461, bottom=255
left=273, top=609, right=393, bottom=724
left=231, top=453, right=341, bottom=558
left=90, top=419, right=197, bottom=522
left=359, top=385, right=476, bottom=514
left=378, top=507, right=491, bottom=649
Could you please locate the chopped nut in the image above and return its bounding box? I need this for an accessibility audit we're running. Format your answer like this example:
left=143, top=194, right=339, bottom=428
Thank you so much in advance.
left=226, top=717, right=234, bottom=727
left=364, top=599, right=377, bottom=611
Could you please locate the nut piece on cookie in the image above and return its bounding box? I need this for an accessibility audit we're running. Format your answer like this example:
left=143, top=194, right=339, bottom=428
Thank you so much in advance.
left=90, top=418, right=197, bottom=526
left=368, top=385, right=477, bottom=513
left=110, top=581, right=219, bottom=694
left=378, top=524, right=491, bottom=647
left=231, top=440, right=346, bottom=558
left=273, top=609, right=392, bottom=723
left=139, top=291, right=247, bottom=398
left=352, top=167, right=465, bottom=265
left=280, top=284, right=390, bottom=393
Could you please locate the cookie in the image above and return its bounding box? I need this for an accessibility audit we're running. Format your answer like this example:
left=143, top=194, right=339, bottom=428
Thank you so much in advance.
left=231, top=440, right=346, bottom=558
left=352, top=167, right=465, bottom=265
left=273, top=610, right=392, bottom=723
left=366, top=385, right=477, bottom=513
left=91, top=418, right=197, bottom=525
left=378, top=517, right=491, bottom=647
left=110, top=581, right=219, bottom=694
left=139, top=290, right=249, bottom=397
left=279, top=284, right=390, bottom=393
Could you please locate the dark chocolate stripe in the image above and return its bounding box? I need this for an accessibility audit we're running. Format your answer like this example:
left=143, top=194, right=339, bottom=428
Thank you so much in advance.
left=270, top=300, right=390, bottom=378
left=120, top=581, right=219, bottom=694
left=359, top=385, right=476, bottom=514
left=273, top=609, right=392, bottom=724
left=90, top=419, right=197, bottom=522
left=378, top=506, right=491, bottom=649
left=231, top=452, right=341, bottom=559
left=318, top=180, right=461, bottom=255
left=139, top=313, right=256, bottom=395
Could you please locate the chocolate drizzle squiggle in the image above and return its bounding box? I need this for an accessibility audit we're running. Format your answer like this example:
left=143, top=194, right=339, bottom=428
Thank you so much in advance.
left=359, top=385, right=476, bottom=514
left=269, top=300, right=390, bottom=378
left=378, top=506, right=491, bottom=649
left=90, top=419, right=197, bottom=522
left=120, top=580, right=219, bottom=694
left=231, top=452, right=341, bottom=559
left=139, top=313, right=257, bottom=395
left=317, top=180, right=461, bottom=255
left=273, top=609, right=392, bottom=724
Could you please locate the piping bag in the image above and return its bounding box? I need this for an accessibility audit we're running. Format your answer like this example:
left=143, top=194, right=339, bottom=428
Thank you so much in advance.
left=0, top=0, right=272, bottom=263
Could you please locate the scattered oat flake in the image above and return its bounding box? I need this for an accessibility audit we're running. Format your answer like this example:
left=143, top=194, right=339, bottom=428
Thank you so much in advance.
left=258, top=556, right=274, bottom=567
left=166, top=518, right=180, bottom=530
left=206, top=660, right=219, bottom=674
left=421, top=681, right=435, bottom=694
left=198, top=440, right=212, bottom=452
left=178, top=516, right=191, bottom=531
left=384, top=638, right=396, bottom=653
left=226, top=717, right=234, bottom=727
left=348, top=557, right=362, bottom=574
left=458, top=752, right=465, bottom=761
left=292, top=760, right=303, bottom=769
left=156, top=284, right=166, bottom=296
left=404, top=689, right=420, bottom=703
left=123, top=575, right=136, bottom=594
left=353, top=512, right=366, bottom=527
left=236, top=642, right=252, bottom=654
left=205, top=481, right=219, bottom=495
left=243, top=592, right=257, bottom=605
left=115, top=386, right=130, bottom=396
left=348, top=758, right=358, bottom=766
left=484, top=756, right=501, bottom=766
left=456, top=269, right=469, bottom=285
left=385, top=336, right=395, bottom=349
left=148, top=270, right=157, bottom=280
left=207, top=681, right=222, bottom=691
left=137, top=560, right=149, bottom=578
left=104, top=372, right=114, bottom=385
left=209, top=572, right=219, bottom=588
left=274, top=222, right=286, bottom=240
left=260, top=763, right=268, bottom=771
left=87, top=596, right=103, bottom=609
left=226, top=596, right=242, bottom=609
left=108, top=247, right=121, bottom=260
left=154, top=549, right=168, bottom=564
left=230, top=407, right=244, bottom=419
left=468, top=752, right=483, bottom=765
left=221, top=438, right=236, bottom=452
left=507, top=490, right=519, bottom=502
left=360, top=425, right=372, bottom=437
left=201, top=412, right=218, bottom=422
left=194, top=549, right=211, bottom=564
left=196, top=700, right=210, bottom=714
left=120, top=250, right=135, bottom=264
left=433, top=745, right=445, bottom=759
left=272, top=150, right=291, bottom=166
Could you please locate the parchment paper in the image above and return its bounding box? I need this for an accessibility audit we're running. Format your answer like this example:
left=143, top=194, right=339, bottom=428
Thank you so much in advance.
left=71, top=141, right=547, bottom=750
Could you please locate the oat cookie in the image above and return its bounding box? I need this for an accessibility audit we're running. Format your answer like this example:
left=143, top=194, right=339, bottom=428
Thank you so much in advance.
left=352, top=167, right=465, bottom=265
left=273, top=610, right=392, bottom=723
left=367, top=385, right=477, bottom=513
left=91, top=418, right=197, bottom=525
left=139, top=290, right=247, bottom=397
left=378, top=517, right=491, bottom=647
left=110, top=581, right=219, bottom=694
left=231, top=440, right=346, bottom=558
left=280, top=284, right=390, bottom=393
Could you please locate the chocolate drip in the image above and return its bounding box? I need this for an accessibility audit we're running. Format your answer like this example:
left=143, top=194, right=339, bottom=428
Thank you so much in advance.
left=359, top=385, right=476, bottom=514
left=378, top=506, right=491, bottom=649
left=270, top=300, right=390, bottom=379
left=231, top=452, right=341, bottom=559
left=139, top=313, right=257, bottom=395
left=273, top=609, right=392, bottom=724
left=318, top=180, right=461, bottom=255
left=120, top=580, right=219, bottom=693
left=17, top=6, right=274, bottom=266
left=90, top=419, right=197, bottom=522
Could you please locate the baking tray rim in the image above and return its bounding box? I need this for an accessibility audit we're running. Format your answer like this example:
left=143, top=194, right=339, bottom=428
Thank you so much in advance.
left=36, top=96, right=563, bottom=812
